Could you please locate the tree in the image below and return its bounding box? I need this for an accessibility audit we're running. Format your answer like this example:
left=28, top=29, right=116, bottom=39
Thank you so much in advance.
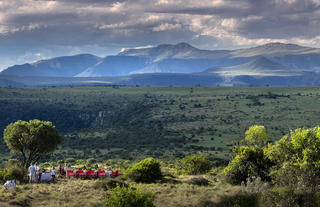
left=268, top=127, right=320, bottom=191
left=224, top=145, right=273, bottom=185
left=225, top=125, right=272, bottom=184
left=3, top=119, right=61, bottom=168
left=244, top=125, right=269, bottom=147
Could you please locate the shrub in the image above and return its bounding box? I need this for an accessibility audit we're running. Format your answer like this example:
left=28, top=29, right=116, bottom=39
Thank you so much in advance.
left=176, top=153, right=211, bottom=175
left=0, top=164, right=27, bottom=184
left=224, top=146, right=272, bottom=185
left=126, top=158, right=162, bottom=183
left=104, top=186, right=155, bottom=207
left=65, top=158, right=76, bottom=166
left=0, top=168, right=14, bottom=184
left=186, top=176, right=209, bottom=186
left=86, top=158, right=97, bottom=167
left=214, top=192, right=259, bottom=207
left=259, top=187, right=320, bottom=207
left=94, top=178, right=128, bottom=191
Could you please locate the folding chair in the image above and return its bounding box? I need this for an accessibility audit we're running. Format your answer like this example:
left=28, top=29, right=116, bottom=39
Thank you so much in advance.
left=110, top=170, right=119, bottom=178
left=97, top=170, right=106, bottom=178
left=77, top=170, right=86, bottom=179
left=86, top=170, right=96, bottom=179
left=67, top=170, right=75, bottom=178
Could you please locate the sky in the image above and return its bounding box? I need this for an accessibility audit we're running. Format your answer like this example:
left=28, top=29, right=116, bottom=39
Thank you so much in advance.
left=0, top=0, right=320, bottom=70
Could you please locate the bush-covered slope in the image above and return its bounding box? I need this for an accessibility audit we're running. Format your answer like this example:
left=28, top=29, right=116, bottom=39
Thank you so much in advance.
left=1, top=86, right=320, bottom=162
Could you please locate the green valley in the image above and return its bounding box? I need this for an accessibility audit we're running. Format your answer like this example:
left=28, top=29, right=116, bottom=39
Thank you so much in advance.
left=1, top=86, right=320, bottom=164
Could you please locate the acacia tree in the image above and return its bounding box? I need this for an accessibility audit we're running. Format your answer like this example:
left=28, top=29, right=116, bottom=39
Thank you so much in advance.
left=3, top=119, right=61, bottom=168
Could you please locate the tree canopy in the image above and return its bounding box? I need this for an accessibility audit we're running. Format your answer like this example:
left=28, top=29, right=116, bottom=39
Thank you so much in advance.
left=268, top=127, right=320, bottom=191
left=244, top=125, right=269, bottom=147
left=3, top=119, right=61, bottom=167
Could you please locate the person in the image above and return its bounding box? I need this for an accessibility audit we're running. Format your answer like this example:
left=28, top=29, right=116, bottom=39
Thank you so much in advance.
left=58, top=164, right=64, bottom=177
left=64, top=163, right=69, bottom=178
left=51, top=167, right=56, bottom=182
left=4, top=180, right=16, bottom=190
left=35, top=162, right=42, bottom=183
left=28, top=163, right=36, bottom=183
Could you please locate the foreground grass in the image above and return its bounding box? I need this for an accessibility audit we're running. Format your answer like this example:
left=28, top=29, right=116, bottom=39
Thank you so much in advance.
left=0, top=175, right=247, bottom=207
left=0, top=179, right=106, bottom=207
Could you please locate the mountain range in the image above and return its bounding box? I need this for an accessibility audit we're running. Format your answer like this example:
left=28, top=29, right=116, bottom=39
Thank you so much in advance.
left=1, top=42, right=320, bottom=86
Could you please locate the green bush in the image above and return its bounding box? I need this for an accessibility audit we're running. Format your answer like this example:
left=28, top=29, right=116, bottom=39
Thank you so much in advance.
left=126, top=158, right=162, bottom=183
left=0, top=162, right=27, bottom=184
left=65, top=158, right=76, bottom=166
left=0, top=168, right=14, bottom=184
left=104, top=186, right=155, bottom=207
left=268, top=127, right=320, bottom=190
left=176, top=153, right=211, bottom=175
left=259, top=187, right=320, bottom=207
left=86, top=158, right=97, bottom=167
left=94, top=178, right=128, bottom=191
left=224, top=146, right=272, bottom=185
left=214, top=192, right=259, bottom=207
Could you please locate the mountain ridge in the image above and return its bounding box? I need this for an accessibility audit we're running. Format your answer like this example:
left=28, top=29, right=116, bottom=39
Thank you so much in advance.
left=1, top=42, right=320, bottom=86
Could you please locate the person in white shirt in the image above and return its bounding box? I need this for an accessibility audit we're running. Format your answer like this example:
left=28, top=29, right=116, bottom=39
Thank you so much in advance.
left=28, top=163, right=36, bottom=183
left=51, top=167, right=56, bottom=182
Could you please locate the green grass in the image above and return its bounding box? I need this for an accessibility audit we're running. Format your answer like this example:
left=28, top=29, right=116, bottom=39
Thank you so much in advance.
left=1, top=86, right=320, bottom=162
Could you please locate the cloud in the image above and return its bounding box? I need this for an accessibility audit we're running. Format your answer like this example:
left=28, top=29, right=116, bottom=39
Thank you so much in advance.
left=0, top=0, right=319, bottom=69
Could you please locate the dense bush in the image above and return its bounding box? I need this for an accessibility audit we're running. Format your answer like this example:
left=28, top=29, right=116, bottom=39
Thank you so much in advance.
left=94, top=178, right=128, bottom=191
left=104, top=186, right=155, bottom=207
left=259, top=187, right=320, bottom=207
left=126, top=158, right=162, bottom=183
left=224, top=146, right=272, bottom=185
left=176, top=153, right=211, bottom=175
left=65, top=158, right=76, bottom=165
left=86, top=158, right=97, bottom=167
left=0, top=166, right=27, bottom=184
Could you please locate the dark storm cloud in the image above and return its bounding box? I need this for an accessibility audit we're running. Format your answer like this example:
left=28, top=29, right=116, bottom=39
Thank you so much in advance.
left=0, top=0, right=320, bottom=70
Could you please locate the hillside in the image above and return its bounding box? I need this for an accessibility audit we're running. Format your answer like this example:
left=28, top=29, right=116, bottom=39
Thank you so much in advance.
left=205, top=56, right=302, bottom=77
left=1, top=86, right=320, bottom=163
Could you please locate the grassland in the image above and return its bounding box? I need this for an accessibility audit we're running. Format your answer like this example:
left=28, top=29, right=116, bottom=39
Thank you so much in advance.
left=0, top=173, right=246, bottom=207
left=1, top=86, right=320, bottom=163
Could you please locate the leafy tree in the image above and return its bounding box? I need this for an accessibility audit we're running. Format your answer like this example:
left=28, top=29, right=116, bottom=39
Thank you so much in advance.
left=268, top=127, right=320, bottom=191
left=244, top=125, right=269, bottom=147
left=225, top=125, right=272, bottom=185
left=3, top=119, right=61, bottom=168
left=176, top=153, right=211, bottom=175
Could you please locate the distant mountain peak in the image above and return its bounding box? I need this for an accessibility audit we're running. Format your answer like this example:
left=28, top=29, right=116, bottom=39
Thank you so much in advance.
left=252, top=42, right=309, bottom=50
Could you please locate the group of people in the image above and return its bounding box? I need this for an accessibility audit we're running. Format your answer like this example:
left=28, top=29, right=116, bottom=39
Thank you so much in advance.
left=58, top=163, right=118, bottom=179
left=28, top=162, right=55, bottom=183
left=28, top=162, right=118, bottom=183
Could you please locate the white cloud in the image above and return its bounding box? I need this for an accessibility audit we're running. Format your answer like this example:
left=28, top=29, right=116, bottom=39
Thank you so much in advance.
left=152, top=23, right=182, bottom=31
